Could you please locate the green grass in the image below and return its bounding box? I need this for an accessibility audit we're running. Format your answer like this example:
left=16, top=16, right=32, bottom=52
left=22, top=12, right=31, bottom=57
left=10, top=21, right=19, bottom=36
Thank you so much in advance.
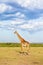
left=0, top=43, right=43, bottom=47
left=0, top=43, right=20, bottom=47
left=30, top=43, right=43, bottom=47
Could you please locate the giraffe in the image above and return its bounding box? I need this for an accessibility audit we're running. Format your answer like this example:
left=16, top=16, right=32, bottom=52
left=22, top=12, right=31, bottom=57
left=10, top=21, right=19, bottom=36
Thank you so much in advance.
left=14, top=31, right=30, bottom=53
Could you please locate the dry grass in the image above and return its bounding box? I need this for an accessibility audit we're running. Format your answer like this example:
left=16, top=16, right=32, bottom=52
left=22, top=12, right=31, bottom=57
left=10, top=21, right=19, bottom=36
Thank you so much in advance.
left=0, top=47, right=43, bottom=65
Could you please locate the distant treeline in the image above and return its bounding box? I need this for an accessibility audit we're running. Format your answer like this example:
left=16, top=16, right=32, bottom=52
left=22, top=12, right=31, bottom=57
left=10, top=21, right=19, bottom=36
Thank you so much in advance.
left=0, top=43, right=43, bottom=47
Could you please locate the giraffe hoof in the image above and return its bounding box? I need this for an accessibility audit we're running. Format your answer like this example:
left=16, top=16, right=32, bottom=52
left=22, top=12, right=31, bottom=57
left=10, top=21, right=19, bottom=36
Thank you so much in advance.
left=24, top=52, right=29, bottom=55
left=26, top=52, right=28, bottom=55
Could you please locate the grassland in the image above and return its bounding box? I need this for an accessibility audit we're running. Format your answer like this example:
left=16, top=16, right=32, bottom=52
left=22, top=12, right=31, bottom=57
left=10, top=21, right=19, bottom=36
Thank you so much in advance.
left=0, top=43, right=43, bottom=65
left=0, top=43, right=43, bottom=47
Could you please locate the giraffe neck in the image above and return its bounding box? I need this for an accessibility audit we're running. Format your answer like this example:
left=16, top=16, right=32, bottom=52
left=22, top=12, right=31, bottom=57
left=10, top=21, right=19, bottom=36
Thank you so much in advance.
left=15, top=32, right=25, bottom=42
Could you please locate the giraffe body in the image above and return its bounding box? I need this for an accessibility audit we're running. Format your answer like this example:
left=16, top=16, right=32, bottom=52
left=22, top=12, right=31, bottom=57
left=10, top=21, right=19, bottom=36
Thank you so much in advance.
left=14, top=31, right=30, bottom=53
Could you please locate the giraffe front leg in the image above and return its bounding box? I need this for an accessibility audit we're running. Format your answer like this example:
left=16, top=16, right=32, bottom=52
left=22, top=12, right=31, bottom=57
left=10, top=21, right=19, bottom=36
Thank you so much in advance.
left=21, top=43, right=23, bottom=52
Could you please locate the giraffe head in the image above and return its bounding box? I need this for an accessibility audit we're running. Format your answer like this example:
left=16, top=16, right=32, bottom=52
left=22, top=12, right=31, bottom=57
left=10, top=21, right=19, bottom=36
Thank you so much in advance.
left=14, top=31, right=17, bottom=34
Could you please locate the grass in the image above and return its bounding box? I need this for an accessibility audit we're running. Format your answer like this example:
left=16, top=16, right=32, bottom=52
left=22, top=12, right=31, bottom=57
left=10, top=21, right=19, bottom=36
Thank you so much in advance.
left=0, top=43, right=20, bottom=47
left=30, top=43, right=43, bottom=47
left=0, top=47, right=43, bottom=65
left=0, top=43, right=43, bottom=65
left=0, top=43, right=43, bottom=47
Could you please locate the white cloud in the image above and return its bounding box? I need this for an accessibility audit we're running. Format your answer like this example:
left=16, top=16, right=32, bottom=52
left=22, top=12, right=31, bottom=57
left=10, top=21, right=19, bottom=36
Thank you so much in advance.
left=19, top=17, right=43, bottom=31
left=11, top=21, right=22, bottom=25
left=15, top=12, right=25, bottom=18
left=0, top=0, right=43, bottom=9
left=14, top=0, right=43, bottom=9
left=0, top=3, right=13, bottom=13
left=10, top=19, right=24, bottom=24
left=15, top=12, right=20, bottom=16
left=0, top=22, right=2, bottom=24
left=0, top=19, right=24, bottom=29
left=3, top=11, right=25, bottom=19
left=20, top=24, right=33, bottom=29
left=20, top=14, right=25, bottom=18
left=0, top=16, right=43, bottom=32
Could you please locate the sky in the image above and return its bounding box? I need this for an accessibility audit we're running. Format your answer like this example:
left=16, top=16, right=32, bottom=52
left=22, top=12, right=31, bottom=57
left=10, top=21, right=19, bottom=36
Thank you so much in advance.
left=0, top=0, right=43, bottom=43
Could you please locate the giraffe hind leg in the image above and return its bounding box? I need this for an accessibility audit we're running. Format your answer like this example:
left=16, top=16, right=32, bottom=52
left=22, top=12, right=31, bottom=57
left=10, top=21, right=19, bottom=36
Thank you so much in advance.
left=26, top=44, right=30, bottom=52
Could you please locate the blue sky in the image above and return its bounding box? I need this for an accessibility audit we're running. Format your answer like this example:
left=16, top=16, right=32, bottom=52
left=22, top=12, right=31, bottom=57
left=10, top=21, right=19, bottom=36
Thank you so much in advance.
left=0, top=0, right=43, bottom=43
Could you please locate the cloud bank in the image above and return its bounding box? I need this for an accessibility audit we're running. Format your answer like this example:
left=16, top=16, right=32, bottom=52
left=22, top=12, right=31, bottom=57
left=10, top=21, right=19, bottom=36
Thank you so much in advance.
left=0, top=0, right=43, bottom=33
